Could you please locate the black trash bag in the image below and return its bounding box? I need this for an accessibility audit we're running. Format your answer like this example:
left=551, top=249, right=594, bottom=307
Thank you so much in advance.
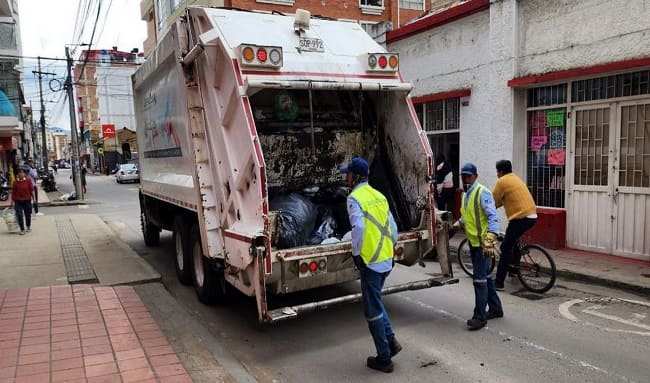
left=270, top=193, right=318, bottom=249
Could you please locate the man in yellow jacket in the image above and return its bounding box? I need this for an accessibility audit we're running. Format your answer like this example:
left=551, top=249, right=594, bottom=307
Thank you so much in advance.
left=492, top=160, right=537, bottom=290
left=454, top=163, right=503, bottom=330
left=341, top=157, right=400, bottom=373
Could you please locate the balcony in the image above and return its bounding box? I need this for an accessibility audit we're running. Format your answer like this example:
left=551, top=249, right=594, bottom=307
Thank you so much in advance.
left=0, top=115, right=21, bottom=137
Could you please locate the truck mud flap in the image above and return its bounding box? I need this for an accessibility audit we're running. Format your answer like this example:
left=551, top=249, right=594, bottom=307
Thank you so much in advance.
left=265, top=276, right=459, bottom=323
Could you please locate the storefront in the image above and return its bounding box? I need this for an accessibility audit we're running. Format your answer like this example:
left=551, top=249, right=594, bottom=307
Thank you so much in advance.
left=388, top=0, right=649, bottom=260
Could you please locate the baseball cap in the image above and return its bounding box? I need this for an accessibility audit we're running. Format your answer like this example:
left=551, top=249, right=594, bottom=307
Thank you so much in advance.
left=460, top=162, right=478, bottom=175
left=340, top=157, right=369, bottom=177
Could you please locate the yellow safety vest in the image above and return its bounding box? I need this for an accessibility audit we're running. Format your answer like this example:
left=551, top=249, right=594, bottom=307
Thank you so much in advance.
left=460, top=183, right=489, bottom=247
left=350, top=184, right=394, bottom=265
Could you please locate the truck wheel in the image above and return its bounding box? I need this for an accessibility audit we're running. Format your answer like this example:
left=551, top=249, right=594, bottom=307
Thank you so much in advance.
left=191, top=224, right=219, bottom=304
left=173, top=216, right=192, bottom=285
left=141, top=210, right=160, bottom=246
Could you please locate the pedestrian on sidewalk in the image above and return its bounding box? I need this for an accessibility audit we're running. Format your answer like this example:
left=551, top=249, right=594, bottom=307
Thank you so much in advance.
left=453, top=163, right=503, bottom=330
left=492, top=160, right=537, bottom=291
left=9, top=168, right=34, bottom=235
left=81, top=165, right=87, bottom=193
left=22, top=159, right=39, bottom=215
left=341, top=157, right=401, bottom=373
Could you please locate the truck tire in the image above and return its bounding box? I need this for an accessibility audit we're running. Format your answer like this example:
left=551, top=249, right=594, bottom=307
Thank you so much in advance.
left=191, top=224, right=219, bottom=304
left=141, top=209, right=160, bottom=246
left=173, top=216, right=192, bottom=285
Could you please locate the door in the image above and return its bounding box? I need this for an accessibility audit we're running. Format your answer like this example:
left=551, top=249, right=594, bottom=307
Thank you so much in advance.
left=568, top=102, right=650, bottom=260
left=567, top=105, right=615, bottom=253
left=612, top=101, right=650, bottom=260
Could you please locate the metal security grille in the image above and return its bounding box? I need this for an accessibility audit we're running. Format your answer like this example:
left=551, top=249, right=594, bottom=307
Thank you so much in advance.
left=619, top=104, right=650, bottom=187
left=526, top=109, right=567, bottom=207
left=572, top=70, right=650, bottom=103
left=574, top=108, right=610, bottom=186
left=420, top=98, right=460, bottom=132
left=527, top=84, right=567, bottom=108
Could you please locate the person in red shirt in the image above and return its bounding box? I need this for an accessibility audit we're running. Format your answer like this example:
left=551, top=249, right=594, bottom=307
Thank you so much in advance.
left=9, top=168, right=34, bottom=235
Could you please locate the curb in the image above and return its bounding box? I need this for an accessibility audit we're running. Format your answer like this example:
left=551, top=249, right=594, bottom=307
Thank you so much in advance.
left=448, top=243, right=649, bottom=296
left=554, top=268, right=650, bottom=296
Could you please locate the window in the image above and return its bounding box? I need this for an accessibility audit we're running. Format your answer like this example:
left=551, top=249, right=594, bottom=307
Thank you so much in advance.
left=572, top=70, right=650, bottom=102
left=619, top=104, right=650, bottom=188
left=360, top=0, right=383, bottom=7
left=399, top=0, right=424, bottom=10
left=418, top=98, right=459, bottom=132
left=526, top=86, right=568, bottom=208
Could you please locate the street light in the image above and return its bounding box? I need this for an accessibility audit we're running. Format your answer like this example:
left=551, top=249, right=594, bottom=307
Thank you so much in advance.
left=65, top=43, right=88, bottom=200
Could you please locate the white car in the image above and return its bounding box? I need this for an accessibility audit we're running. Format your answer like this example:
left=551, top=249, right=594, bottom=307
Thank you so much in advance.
left=115, top=164, right=139, bottom=183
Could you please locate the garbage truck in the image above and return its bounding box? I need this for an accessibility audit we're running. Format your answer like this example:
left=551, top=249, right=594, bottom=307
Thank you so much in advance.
left=133, top=6, right=457, bottom=323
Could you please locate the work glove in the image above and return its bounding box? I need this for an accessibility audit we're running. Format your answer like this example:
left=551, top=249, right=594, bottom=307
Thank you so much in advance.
left=482, top=232, right=498, bottom=259
left=352, top=255, right=365, bottom=270
left=451, top=220, right=463, bottom=233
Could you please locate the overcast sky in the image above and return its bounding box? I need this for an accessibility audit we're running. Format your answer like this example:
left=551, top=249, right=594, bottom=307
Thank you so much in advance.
left=19, top=0, right=147, bottom=128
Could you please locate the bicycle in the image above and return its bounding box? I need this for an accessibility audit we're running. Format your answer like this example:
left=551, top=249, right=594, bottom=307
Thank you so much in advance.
left=456, top=233, right=556, bottom=293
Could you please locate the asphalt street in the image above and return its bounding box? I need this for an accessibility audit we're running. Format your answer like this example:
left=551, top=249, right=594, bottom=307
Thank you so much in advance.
left=46, top=169, right=650, bottom=383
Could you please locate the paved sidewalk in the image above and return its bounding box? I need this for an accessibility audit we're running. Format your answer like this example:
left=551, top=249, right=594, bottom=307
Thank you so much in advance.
left=0, top=285, right=192, bottom=383
left=449, top=235, right=650, bottom=295
left=0, top=214, right=160, bottom=289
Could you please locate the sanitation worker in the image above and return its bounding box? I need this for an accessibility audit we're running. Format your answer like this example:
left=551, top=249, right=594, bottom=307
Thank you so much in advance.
left=453, top=162, right=503, bottom=330
left=341, top=157, right=401, bottom=373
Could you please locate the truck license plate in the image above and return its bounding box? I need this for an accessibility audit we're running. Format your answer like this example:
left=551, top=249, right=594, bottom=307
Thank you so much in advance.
left=298, top=37, right=324, bottom=52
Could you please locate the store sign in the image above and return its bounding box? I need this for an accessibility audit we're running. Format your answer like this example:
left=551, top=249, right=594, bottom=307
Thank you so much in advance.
left=546, top=110, right=565, bottom=127
left=101, top=124, right=116, bottom=138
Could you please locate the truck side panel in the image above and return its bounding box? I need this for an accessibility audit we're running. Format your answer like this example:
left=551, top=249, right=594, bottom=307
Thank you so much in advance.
left=133, top=26, right=199, bottom=211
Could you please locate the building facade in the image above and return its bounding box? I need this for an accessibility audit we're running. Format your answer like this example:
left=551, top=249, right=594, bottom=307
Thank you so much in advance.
left=74, top=48, right=143, bottom=173
left=0, top=0, right=24, bottom=176
left=139, top=0, right=460, bottom=56
left=388, top=0, right=650, bottom=260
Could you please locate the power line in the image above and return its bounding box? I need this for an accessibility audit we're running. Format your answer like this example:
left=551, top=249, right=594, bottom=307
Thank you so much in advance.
left=78, top=0, right=103, bottom=81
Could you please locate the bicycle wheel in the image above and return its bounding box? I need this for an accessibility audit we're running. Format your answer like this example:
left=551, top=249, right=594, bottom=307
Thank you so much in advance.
left=516, top=244, right=556, bottom=293
left=457, top=239, right=496, bottom=277
left=457, top=239, right=473, bottom=277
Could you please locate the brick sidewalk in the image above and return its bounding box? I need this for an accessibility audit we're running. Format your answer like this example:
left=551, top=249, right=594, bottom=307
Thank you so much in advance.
left=0, top=286, right=192, bottom=383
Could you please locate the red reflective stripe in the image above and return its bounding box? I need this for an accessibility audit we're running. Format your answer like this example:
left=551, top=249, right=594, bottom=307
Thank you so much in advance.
left=224, top=230, right=253, bottom=242
left=241, top=70, right=398, bottom=79
left=232, top=59, right=244, bottom=86
left=242, top=97, right=257, bottom=138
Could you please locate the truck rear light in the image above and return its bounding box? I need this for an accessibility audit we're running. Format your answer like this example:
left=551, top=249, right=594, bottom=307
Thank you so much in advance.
left=298, top=256, right=327, bottom=278
left=256, top=48, right=267, bottom=62
left=242, top=46, right=255, bottom=62
left=239, top=44, right=282, bottom=68
left=366, top=53, right=399, bottom=72
left=378, top=55, right=387, bottom=68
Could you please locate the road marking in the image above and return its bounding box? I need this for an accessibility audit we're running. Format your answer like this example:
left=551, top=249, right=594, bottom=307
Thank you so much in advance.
left=78, top=205, right=88, bottom=209
left=558, top=298, right=650, bottom=337
left=398, top=296, right=634, bottom=382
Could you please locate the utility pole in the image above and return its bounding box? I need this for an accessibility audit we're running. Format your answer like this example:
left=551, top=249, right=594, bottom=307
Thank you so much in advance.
left=65, top=47, right=84, bottom=200
left=32, top=57, right=56, bottom=169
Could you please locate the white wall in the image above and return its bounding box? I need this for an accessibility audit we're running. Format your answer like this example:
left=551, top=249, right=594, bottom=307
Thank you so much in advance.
left=391, top=0, right=650, bottom=189
left=96, top=66, right=138, bottom=133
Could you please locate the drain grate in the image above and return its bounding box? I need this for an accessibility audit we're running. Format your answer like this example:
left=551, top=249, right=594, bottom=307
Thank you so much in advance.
left=55, top=217, right=98, bottom=284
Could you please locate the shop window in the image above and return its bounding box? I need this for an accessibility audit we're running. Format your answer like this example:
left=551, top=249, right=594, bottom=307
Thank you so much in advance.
left=527, top=84, right=567, bottom=108
left=399, top=0, right=425, bottom=10
left=526, top=85, right=567, bottom=208
left=572, top=70, right=650, bottom=102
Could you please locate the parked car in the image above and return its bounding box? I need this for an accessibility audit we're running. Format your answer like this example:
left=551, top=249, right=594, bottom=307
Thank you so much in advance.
left=115, top=163, right=139, bottom=183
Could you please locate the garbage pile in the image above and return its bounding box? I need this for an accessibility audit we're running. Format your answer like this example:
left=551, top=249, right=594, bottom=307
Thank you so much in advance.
left=270, top=184, right=352, bottom=249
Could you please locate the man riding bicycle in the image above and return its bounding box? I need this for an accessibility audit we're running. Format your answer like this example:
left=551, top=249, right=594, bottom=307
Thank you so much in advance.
left=492, top=160, right=537, bottom=291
